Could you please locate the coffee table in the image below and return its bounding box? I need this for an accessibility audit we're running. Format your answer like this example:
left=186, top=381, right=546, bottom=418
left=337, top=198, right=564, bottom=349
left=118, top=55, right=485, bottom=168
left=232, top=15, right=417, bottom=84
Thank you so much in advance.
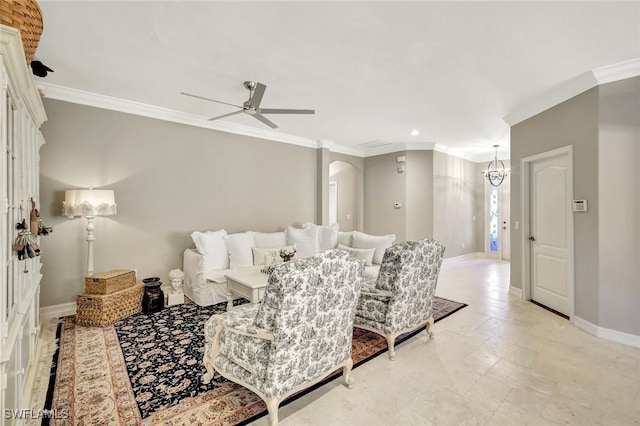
left=225, top=268, right=268, bottom=311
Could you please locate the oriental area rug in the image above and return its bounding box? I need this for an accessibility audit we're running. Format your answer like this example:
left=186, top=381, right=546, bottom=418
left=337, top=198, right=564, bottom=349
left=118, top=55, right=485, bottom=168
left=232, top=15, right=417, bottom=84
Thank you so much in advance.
left=40, top=297, right=466, bottom=426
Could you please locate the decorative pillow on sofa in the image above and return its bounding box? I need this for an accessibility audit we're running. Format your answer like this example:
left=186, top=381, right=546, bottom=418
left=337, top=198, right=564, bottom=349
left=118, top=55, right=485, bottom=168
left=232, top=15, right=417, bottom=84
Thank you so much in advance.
left=224, top=232, right=255, bottom=269
left=190, top=229, right=229, bottom=271
left=253, top=231, right=287, bottom=248
left=252, top=245, right=296, bottom=265
left=337, top=243, right=374, bottom=266
left=352, top=231, right=396, bottom=265
left=337, top=231, right=353, bottom=247
left=303, top=222, right=338, bottom=251
left=285, top=226, right=320, bottom=258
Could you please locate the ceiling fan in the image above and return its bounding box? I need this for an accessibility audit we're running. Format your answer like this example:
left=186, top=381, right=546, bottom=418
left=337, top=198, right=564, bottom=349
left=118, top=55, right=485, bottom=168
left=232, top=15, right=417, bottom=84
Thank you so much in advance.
left=181, top=81, right=315, bottom=129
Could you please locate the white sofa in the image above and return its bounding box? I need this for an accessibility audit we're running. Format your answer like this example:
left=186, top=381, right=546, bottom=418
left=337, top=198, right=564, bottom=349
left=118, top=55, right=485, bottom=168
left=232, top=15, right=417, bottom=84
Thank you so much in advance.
left=183, top=224, right=396, bottom=306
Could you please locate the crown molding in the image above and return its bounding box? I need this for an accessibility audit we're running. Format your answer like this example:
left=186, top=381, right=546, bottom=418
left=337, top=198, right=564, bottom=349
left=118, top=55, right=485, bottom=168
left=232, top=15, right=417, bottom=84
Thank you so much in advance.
left=37, top=82, right=320, bottom=150
left=433, top=144, right=510, bottom=163
left=329, top=144, right=366, bottom=157
left=593, top=58, right=640, bottom=85
left=363, top=141, right=437, bottom=158
left=34, top=82, right=440, bottom=158
left=504, top=58, right=640, bottom=127
left=503, top=71, right=597, bottom=126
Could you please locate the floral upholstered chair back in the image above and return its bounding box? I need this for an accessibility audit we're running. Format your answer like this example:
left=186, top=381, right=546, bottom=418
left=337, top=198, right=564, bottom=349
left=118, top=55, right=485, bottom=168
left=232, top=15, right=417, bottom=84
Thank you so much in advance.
left=254, top=249, right=365, bottom=394
left=375, top=238, right=445, bottom=333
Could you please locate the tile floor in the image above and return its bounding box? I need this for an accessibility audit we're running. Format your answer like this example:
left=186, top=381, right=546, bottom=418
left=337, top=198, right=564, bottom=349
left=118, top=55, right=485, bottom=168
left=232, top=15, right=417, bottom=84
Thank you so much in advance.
left=257, top=258, right=640, bottom=425
left=30, top=258, right=639, bottom=425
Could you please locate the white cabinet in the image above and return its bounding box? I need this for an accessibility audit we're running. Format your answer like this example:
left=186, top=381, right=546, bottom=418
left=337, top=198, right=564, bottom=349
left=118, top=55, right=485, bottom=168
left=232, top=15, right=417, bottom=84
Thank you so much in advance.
left=0, top=25, right=47, bottom=425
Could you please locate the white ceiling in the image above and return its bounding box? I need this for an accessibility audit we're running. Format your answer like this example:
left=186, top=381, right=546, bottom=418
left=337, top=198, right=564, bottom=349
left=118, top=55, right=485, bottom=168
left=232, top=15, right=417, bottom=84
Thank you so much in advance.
left=36, top=1, right=640, bottom=160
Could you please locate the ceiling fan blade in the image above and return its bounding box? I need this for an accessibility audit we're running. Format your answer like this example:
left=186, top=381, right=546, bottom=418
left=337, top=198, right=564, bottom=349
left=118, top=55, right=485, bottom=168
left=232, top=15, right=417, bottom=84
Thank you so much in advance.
left=207, top=110, right=244, bottom=121
left=181, top=92, right=244, bottom=109
left=260, top=108, right=315, bottom=115
left=250, top=82, right=267, bottom=108
left=252, top=113, right=278, bottom=129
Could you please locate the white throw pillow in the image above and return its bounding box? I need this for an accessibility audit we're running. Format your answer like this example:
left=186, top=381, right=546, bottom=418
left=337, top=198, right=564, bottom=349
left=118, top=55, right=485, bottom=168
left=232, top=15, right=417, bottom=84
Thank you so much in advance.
left=252, top=245, right=296, bottom=265
left=337, top=231, right=353, bottom=247
left=337, top=243, right=375, bottom=266
left=253, top=231, right=287, bottom=248
left=286, top=226, right=320, bottom=259
left=190, top=229, right=229, bottom=271
left=224, top=232, right=255, bottom=269
left=303, top=222, right=339, bottom=251
left=352, top=231, right=396, bottom=265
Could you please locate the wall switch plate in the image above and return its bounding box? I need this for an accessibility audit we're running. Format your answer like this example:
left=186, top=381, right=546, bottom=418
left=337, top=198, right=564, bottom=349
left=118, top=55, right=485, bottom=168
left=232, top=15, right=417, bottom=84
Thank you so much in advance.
left=573, top=199, right=588, bottom=212
left=394, top=202, right=402, bottom=209
left=396, top=155, right=406, bottom=163
left=515, top=221, right=520, bottom=230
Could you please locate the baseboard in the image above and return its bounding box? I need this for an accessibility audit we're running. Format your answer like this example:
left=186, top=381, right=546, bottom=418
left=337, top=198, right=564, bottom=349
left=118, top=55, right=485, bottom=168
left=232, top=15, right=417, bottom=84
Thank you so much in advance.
left=509, top=285, right=523, bottom=298
left=40, top=302, right=76, bottom=320
left=443, top=252, right=483, bottom=264
left=573, top=316, right=640, bottom=349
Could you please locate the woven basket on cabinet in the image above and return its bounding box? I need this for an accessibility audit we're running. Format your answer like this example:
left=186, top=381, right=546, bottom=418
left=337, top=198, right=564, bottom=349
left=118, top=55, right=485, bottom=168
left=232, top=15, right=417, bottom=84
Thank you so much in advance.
left=0, top=0, right=43, bottom=64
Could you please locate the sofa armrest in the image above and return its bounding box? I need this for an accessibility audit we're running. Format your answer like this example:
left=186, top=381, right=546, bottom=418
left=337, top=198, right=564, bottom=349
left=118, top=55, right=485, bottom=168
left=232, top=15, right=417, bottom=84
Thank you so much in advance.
left=183, top=248, right=204, bottom=293
left=360, top=277, right=394, bottom=299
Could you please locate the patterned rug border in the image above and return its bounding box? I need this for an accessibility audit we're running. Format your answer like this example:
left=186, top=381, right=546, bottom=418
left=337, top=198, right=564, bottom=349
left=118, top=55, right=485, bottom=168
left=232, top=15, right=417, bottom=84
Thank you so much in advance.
left=40, top=319, right=63, bottom=426
left=41, top=297, right=467, bottom=425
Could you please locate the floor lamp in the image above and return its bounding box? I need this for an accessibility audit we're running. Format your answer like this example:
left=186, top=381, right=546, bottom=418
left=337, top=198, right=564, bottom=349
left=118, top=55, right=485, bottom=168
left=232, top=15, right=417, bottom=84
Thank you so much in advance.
left=63, top=189, right=117, bottom=276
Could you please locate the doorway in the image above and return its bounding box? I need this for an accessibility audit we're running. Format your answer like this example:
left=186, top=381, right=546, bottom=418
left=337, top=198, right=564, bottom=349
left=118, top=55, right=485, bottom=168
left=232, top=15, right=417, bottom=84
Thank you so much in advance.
left=485, top=176, right=511, bottom=260
left=328, top=161, right=359, bottom=231
left=521, top=146, right=574, bottom=318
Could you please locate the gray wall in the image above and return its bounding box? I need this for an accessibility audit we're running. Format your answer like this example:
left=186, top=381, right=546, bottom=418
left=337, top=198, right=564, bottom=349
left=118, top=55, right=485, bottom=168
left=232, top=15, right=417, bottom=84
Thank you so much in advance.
left=329, top=161, right=358, bottom=231
left=511, top=87, right=601, bottom=325
left=406, top=150, right=434, bottom=241
left=597, top=77, right=640, bottom=335
left=364, top=152, right=407, bottom=240
left=474, top=162, right=487, bottom=253
left=316, top=148, right=330, bottom=225
left=39, top=99, right=317, bottom=307
left=433, top=151, right=479, bottom=257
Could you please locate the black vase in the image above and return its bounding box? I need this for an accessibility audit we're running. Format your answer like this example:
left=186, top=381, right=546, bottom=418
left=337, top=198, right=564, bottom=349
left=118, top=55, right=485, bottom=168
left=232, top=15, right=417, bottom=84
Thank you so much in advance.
left=142, top=277, right=165, bottom=314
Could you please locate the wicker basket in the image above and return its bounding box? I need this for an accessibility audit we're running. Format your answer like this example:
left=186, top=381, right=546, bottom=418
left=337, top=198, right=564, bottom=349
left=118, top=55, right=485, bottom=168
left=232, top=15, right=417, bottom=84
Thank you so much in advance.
left=85, top=269, right=136, bottom=295
left=76, top=283, right=144, bottom=327
left=0, top=0, right=43, bottom=64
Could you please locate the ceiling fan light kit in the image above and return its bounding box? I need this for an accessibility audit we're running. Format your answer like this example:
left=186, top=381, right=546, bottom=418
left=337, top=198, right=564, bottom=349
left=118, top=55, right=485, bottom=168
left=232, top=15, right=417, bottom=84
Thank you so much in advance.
left=181, top=81, right=315, bottom=129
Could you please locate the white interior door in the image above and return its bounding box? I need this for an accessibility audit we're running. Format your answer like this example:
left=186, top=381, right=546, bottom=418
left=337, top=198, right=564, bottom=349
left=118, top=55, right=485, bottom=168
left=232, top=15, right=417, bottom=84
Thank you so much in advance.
left=530, top=154, right=570, bottom=315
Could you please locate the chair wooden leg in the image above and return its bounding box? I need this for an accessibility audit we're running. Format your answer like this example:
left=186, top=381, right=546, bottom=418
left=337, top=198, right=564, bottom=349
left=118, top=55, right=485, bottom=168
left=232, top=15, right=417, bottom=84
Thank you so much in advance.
left=202, top=354, right=214, bottom=384
left=386, top=335, right=396, bottom=360
left=266, top=397, right=280, bottom=426
left=202, top=316, right=224, bottom=384
left=426, top=315, right=435, bottom=339
left=343, top=357, right=354, bottom=389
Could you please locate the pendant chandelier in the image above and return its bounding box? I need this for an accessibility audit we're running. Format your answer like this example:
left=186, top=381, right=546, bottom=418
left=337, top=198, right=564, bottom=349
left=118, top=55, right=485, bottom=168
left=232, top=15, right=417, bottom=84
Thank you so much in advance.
left=481, top=145, right=510, bottom=187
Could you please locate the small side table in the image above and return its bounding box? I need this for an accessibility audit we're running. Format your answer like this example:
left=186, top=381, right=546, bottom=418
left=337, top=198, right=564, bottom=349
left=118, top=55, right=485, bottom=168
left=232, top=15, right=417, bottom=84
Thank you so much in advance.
left=225, top=268, right=268, bottom=311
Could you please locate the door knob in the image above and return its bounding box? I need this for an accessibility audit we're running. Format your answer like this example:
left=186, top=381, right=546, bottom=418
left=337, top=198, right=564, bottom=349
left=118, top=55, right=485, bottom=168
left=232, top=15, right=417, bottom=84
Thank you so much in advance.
left=529, top=236, right=536, bottom=242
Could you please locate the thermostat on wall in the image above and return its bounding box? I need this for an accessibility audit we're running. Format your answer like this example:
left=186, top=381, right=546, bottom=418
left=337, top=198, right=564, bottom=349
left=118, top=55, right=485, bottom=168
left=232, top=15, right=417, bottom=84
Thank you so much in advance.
left=573, top=200, right=588, bottom=212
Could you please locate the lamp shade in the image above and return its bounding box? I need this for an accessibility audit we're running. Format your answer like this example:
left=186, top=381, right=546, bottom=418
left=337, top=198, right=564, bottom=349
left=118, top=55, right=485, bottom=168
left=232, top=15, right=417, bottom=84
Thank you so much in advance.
left=63, top=189, right=117, bottom=218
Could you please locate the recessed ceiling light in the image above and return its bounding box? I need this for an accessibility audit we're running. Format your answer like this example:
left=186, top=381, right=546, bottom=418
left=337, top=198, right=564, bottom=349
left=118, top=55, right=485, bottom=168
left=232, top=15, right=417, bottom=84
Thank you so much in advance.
left=411, top=129, right=420, bottom=136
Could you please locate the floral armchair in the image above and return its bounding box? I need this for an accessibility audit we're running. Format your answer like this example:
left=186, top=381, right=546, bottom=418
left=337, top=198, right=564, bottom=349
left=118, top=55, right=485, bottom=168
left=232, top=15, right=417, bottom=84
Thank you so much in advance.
left=202, top=249, right=365, bottom=426
left=354, top=238, right=445, bottom=360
